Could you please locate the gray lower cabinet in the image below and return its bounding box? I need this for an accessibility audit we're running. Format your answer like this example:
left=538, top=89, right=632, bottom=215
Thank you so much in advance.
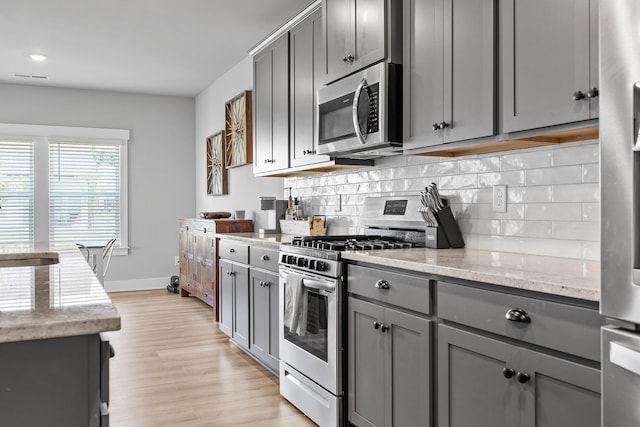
left=403, top=0, right=495, bottom=150
left=438, top=325, right=600, bottom=427
left=0, top=334, right=110, bottom=426
left=249, top=268, right=279, bottom=373
left=253, top=32, right=289, bottom=174
left=501, top=0, right=599, bottom=133
left=219, top=258, right=250, bottom=349
left=349, top=297, right=431, bottom=427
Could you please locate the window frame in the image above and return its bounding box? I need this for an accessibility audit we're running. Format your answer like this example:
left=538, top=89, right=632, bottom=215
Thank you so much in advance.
left=0, top=123, right=129, bottom=255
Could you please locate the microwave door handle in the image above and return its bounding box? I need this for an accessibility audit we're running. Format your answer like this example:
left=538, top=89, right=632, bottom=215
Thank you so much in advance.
left=353, top=78, right=368, bottom=145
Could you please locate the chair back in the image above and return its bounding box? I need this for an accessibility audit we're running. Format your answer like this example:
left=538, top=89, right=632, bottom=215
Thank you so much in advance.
left=102, top=238, right=117, bottom=279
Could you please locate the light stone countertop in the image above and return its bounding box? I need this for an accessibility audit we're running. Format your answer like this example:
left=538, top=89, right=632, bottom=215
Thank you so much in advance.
left=342, top=248, right=600, bottom=302
left=217, top=232, right=295, bottom=249
left=0, top=242, right=121, bottom=343
left=216, top=234, right=600, bottom=302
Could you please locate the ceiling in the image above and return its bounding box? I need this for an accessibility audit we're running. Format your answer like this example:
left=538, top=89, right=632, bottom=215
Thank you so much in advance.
left=0, top=0, right=313, bottom=97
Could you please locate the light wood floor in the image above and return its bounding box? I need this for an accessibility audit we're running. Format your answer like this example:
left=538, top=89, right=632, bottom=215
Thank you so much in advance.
left=108, top=290, right=315, bottom=427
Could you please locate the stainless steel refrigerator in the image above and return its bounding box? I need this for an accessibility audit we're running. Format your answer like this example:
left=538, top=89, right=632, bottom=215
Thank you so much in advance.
left=601, top=1, right=640, bottom=425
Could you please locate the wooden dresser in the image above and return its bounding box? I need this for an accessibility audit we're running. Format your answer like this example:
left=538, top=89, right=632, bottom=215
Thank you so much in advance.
left=178, top=218, right=253, bottom=318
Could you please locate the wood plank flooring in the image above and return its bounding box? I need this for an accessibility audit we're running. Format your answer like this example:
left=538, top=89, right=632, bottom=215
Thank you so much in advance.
left=108, top=290, right=315, bottom=427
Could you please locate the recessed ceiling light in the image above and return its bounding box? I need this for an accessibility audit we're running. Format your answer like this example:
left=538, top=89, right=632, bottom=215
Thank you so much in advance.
left=29, top=54, right=47, bottom=61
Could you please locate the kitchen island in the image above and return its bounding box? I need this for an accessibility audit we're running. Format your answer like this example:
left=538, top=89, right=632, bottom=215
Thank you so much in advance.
left=0, top=242, right=121, bottom=426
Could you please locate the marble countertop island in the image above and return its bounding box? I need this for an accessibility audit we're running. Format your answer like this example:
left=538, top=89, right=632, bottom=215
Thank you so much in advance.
left=0, top=242, right=121, bottom=343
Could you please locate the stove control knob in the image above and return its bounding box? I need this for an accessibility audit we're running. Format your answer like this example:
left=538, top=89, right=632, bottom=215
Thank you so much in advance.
left=287, top=255, right=296, bottom=265
left=281, top=254, right=287, bottom=263
left=315, top=261, right=326, bottom=272
left=297, top=257, right=308, bottom=267
left=308, top=260, right=316, bottom=270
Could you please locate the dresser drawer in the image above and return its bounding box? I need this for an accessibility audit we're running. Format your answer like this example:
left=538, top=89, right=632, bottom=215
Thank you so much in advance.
left=218, top=240, right=249, bottom=264
left=249, top=246, right=279, bottom=272
left=347, top=264, right=431, bottom=315
left=437, top=281, right=604, bottom=361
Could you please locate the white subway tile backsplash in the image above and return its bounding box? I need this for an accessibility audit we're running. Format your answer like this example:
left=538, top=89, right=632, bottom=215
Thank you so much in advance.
left=458, top=157, right=500, bottom=173
left=582, top=164, right=599, bottom=183
left=507, top=186, right=552, bottom=203
left=552, top=141, right=599, bottom=166
left=501, top=150, right=552, bottom=170
left=525, top=203, right=583, bottom=221
left=439, top=173, right=478, bottom=189
left=286, top=141, right=601, bottom=261
left=552, top=183, right=599, bottom=203
left=525, top=165, right=583, bottom=186
left=478, top=170, right=525, bottom=187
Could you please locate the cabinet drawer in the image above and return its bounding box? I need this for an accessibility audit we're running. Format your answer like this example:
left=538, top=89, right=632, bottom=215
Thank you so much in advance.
left=219, top=240, right=249, bottom=264
left=347, top=264, right=431, bottom=315
left=249, top=246, right=279, bottom=272
left=437, top=281, right=604, bottom=361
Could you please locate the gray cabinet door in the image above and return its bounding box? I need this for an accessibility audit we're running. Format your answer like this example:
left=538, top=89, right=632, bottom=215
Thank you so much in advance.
left=501, top=0, right=592, bottom=132
left=290, top=9, right=330, bottom=168
left=253, top=33, right=289, bottom=174
left=232, top=264, right=250, bottom=349
left=249, top=269, right=280, bottom=372
left=323, top=0, right=351, bottom=81
left=385, top=308, right=431, bottom=427
left=323, top=0, right=386, bottom=83
left=443, top=0, right=494, bottom=143
left=351, top=0, right=386, bottom=72
left=403, top=0, right=444, bottom=148
left=519, top=348, right=600, bottom=427
left=437, top=325, right=518, bottom=427
left=403, top=0, right=494, bottom=149
left=349, top=297, right=386, bottom=427
left=219, top=259, right=233, bottom=337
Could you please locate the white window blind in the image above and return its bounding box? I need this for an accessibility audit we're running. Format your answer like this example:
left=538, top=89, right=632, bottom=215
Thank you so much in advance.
left=49, top=141, right=121, bottom=244
left=0, top=140, right=34, bottom=243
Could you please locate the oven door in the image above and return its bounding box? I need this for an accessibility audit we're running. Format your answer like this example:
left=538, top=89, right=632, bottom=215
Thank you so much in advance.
left=279, top=265, right=342, bottom=395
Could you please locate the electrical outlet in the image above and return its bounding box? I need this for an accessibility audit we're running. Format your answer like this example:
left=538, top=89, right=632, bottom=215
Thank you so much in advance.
left=493, top=185, right=507, bottom=213
left=174, top=255, right=180, bottom=266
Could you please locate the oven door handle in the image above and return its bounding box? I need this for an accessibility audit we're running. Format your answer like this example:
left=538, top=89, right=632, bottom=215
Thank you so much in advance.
left=279, top=271, right=336, bottom=292
left=352, top=78, right=368, bottom=145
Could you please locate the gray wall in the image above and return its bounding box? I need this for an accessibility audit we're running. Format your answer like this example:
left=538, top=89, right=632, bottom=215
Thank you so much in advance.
left=195, top=57, right=284, bottom=229
left=0, top=83, right=195, bottom=288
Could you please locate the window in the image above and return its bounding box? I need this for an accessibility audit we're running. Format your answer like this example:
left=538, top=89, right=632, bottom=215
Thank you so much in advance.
left=0, top=140, right=34, bottom=243
left=0, top=124, right=129, bottom=250
left=49, top=141, right=121, bottom=243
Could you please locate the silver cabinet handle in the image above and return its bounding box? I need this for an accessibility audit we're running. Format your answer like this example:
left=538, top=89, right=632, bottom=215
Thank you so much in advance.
left=505, top=308, right=530, bottom=323
left=261, top=254, right=269, bottom=261
left=375, top=280, right=390, bottom=290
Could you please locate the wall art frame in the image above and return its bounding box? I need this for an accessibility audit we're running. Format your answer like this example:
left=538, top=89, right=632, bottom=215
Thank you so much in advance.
left=224, top=90, right=253, bottom=168
left=206, top=130, right=228, bottom=196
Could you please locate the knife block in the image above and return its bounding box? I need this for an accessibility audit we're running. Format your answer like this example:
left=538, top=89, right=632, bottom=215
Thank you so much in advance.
left=425, top=226, right=451, bottom=249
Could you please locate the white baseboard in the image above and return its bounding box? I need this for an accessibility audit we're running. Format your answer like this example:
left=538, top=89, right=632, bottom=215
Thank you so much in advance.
left=104, top=276, right=169, bottom=292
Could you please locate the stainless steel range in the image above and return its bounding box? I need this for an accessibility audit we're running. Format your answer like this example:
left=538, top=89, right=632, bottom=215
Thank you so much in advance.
left=278, top=196, right=427, bottom=427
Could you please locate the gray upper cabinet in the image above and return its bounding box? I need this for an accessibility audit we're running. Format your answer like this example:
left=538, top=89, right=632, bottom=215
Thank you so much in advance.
left=501, top=0, right=599, bottom=133
left=289, top=9, right=331, bottom=167
left=253, top=33, right=290, bottom=174
left=403, top=0, right=495, bottom=150
left=349, top=297, right=431, bottom=427
left=323, top=0, right=389, bottom=84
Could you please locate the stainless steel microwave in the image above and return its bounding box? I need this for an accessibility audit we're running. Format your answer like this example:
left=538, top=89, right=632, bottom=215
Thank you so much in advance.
left=316, top=62, right=402, bottom=158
